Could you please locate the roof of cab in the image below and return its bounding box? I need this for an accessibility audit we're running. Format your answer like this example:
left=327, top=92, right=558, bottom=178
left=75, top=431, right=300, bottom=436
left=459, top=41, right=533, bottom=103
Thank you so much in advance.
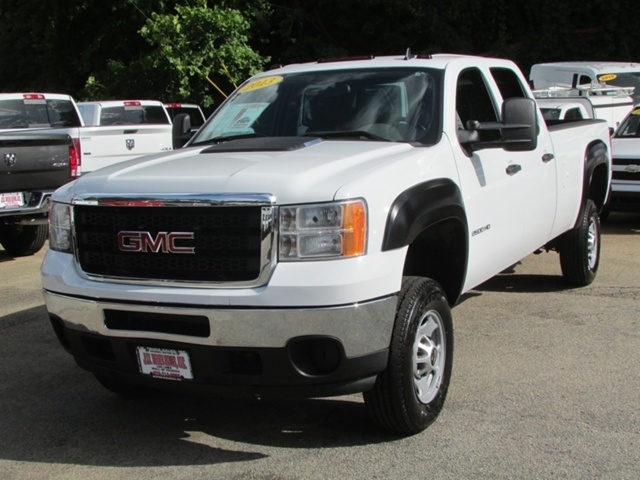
left=263, top=53, right=516, bottom=76
left=0, top=92, right=75, bottom=100
left=77, top=100, right=165, bottom=107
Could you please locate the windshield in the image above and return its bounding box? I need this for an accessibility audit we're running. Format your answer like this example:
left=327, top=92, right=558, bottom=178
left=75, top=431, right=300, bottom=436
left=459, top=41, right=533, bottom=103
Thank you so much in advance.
left=614, top=107, right=640, bottom=138
left=190, top=68, right=442, bottom=145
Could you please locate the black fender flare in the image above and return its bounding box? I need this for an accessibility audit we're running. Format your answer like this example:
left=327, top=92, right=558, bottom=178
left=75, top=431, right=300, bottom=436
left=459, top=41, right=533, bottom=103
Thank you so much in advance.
left=382, top=178, right=468, bottom=251
left=580, top=140, right=610, bottom=219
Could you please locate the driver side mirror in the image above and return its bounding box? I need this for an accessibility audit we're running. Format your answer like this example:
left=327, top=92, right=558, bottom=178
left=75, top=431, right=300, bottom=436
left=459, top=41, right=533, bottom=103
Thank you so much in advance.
left=501, top=97, right=538, bottom=151
left=459, top=97, right=538, bottom=152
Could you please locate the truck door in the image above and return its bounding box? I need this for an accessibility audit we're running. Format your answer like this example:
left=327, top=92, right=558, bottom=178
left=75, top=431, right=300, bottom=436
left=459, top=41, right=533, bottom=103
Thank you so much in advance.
left=451, top=67, right=556, bottom=290
left=489, top=67, right=558, bottom=253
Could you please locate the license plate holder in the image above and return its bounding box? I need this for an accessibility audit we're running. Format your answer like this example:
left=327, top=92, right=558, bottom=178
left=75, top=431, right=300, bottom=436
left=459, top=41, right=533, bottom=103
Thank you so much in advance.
left=135, top=346, right=194, bottom=381
left=0, top=192, right=25, bottom=208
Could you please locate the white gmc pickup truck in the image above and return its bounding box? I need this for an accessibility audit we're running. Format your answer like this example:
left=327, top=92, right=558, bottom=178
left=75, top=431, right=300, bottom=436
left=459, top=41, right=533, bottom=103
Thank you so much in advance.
left=41, top=53, right=611, bottom=435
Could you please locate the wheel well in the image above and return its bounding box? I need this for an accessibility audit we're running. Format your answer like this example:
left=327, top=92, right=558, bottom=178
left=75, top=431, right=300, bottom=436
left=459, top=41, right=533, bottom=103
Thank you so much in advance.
left=402, top=219, right=467, bottom=305
left=586, top=141, right=610, bottom=211
left=589, top=160, right=609, bottom=211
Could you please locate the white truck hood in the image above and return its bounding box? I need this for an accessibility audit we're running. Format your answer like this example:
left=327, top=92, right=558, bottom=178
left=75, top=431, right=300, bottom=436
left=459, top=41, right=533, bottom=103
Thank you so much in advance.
left=55, top=138, right=415, bottom=204
left=611, top=137, right=640, bottom=159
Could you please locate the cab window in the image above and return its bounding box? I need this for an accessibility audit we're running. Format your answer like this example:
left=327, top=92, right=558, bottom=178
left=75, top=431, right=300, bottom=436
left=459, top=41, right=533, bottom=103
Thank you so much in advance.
left=456, top=68, right=499, bottom=141
left=490, top=67, right=527, bottom=99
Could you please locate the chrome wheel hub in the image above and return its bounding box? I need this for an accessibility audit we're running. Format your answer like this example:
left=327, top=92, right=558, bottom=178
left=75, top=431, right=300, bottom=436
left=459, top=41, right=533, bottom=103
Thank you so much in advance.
left=413, top=309, right=446, bottom=404
left=587, top=215, right=598, bottom=270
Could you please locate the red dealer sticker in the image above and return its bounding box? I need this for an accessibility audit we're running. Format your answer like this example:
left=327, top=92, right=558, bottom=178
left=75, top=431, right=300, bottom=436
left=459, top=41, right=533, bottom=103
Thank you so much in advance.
left=136, top=346, right=194, bottom=381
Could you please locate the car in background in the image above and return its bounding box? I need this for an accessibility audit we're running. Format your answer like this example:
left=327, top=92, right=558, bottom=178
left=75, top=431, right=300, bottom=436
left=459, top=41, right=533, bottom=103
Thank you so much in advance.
left=608, top=106, right=640, bottom=213
left=530, top=61, right=640, bottom=105
left=0, top=92, right=83, bottom=131
left=165, top=103, right=207, bottom=148
left=164, top=102, right=206, bottom=129
left=76, top=100, right=174, bottom=172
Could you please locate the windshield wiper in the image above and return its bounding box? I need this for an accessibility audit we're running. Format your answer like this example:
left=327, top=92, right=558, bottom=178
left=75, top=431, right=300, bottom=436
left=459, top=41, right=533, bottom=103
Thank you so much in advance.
left=191, top=132, right=266, bottom=146
left=303, top=130, right=389, bottom=141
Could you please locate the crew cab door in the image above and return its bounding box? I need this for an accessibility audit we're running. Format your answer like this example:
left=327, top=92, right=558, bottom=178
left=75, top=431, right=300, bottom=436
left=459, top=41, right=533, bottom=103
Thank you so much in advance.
left=450, top=67, right=557, bottom=290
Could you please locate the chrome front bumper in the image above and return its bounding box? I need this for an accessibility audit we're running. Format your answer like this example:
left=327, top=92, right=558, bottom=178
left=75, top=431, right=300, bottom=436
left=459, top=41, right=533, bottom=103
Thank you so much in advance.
left=42, top=290, right=397, bottom=358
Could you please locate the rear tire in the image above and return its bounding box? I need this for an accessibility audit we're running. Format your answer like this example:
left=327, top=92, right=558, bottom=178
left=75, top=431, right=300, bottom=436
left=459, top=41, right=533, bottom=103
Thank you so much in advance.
left=364, top=277, right=453, bottom=435
left=559, top=199, right=600, bottom=286
left=0, top=224, right=48, bottom=257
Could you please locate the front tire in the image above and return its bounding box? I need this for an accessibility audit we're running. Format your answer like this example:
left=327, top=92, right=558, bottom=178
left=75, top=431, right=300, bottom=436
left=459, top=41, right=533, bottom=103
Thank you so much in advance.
left=364, top=277, right=453, bottom=435
left=559, top=199, right=600, bottom=286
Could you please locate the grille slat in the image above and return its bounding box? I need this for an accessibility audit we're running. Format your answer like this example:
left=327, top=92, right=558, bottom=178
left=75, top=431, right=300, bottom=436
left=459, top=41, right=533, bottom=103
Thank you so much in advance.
left=612, top=171, right=640, bottom=181
left=74, top=205, right=265, bottom=282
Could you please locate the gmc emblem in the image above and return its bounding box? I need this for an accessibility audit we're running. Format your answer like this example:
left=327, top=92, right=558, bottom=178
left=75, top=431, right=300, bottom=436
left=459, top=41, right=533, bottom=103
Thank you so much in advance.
left=117, top=231, right=195, bottom=254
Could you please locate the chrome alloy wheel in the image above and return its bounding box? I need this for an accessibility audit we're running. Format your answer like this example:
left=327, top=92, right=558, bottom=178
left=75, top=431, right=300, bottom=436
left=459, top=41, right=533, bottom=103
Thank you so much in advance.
left=413, top=309, right=446, bottom=404
left=587, top=214, right=599, bottom=270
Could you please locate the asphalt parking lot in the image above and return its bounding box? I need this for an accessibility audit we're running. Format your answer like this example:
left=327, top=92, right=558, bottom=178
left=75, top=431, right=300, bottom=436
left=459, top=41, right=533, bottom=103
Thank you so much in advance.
left=1, top=212, right=638, bottom=480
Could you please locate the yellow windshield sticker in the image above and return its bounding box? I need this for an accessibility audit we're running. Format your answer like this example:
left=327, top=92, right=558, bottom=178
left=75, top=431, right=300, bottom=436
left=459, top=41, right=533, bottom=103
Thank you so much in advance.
left=632, top=108, right=640, bottom=115
left=598, top=74, right=617, bottom=82
left=239, top=76, right=283, bottom=93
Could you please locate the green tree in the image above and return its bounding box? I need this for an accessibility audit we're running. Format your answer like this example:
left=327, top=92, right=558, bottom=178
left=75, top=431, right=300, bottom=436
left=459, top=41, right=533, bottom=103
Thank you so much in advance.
left=137, top=0, right=269, bottom=107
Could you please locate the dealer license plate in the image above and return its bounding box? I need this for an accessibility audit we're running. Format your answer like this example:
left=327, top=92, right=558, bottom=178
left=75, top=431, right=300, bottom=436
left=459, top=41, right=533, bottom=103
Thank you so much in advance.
left=136, top=346, right=193, bottom=381
left=0, top=192, right=25, bottom=209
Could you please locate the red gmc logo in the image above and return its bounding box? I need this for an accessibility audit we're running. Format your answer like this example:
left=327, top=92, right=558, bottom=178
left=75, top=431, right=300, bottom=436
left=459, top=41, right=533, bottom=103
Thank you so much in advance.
left=117, top=231, right=195, bottom=254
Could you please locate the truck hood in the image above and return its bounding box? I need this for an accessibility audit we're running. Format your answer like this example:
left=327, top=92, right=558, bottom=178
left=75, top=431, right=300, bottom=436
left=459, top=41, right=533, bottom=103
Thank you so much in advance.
left=611, top=137, right=640, bottom=159
left=55, top=137, right=415, bottom=204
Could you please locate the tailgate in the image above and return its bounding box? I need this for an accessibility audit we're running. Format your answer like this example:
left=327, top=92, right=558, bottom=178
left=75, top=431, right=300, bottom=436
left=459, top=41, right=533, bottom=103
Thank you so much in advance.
left=0, top=132, right=72, bottom=193
left=80, top=125, right=173, bottom=172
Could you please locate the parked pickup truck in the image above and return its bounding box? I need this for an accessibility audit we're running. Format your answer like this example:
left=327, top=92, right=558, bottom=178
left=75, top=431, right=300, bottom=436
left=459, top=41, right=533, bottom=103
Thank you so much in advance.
left=77, top=100, right=174, bottom=172
left=1, top=130, right=79, bottom=256
left=41, top=53, right=611, bottom=435
left=530, top=61, right=640, bottom=104
left=0, top=91, right=84, bottom=161
left=607, top=106, right=640, bottom=212
left=165, top=102, right=207, bottom=148
left=533, top=83, right=634, bottom=131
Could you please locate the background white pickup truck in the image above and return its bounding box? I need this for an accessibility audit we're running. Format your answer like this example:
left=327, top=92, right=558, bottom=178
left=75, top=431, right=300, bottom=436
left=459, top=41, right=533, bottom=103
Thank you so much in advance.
left=77, top=100, right=174, bottom=173
left=533, top=83, right=634, bottom=131
left=530, top=61, right=640, bottom=105
left=164, top=102, right=207, bottom=148
left=41, top=53, right=611, bottom=435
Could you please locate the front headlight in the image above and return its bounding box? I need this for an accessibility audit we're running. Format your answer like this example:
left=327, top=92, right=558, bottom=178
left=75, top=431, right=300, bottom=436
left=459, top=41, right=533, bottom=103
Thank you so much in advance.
left=48, top=202, right=73, bottom=253
left=279, top=199, right=367, bottom=261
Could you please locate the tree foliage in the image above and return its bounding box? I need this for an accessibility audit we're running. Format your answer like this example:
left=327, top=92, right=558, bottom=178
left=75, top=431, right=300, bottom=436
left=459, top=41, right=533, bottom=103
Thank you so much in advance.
left=0, top=0, right=638, bottom=107
left=138, top=1, right=268, bottom=107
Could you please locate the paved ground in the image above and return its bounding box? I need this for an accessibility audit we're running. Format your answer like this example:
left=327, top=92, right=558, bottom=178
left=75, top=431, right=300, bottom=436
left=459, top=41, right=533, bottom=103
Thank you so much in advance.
left=1, top=212, right=639, bottom=480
